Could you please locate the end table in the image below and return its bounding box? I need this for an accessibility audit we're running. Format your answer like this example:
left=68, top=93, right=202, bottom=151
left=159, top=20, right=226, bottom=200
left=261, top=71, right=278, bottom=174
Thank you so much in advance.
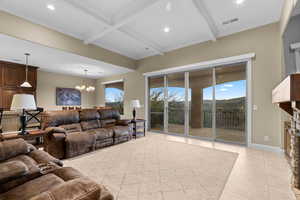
left=131, top=119, right=146, bottom=139
left=0, top=130, right=46, bottom=149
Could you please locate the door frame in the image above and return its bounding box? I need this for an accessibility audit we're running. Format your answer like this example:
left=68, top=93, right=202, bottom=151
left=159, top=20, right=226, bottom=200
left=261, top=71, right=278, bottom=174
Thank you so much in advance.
left=144, top=53, right=254, bottom=146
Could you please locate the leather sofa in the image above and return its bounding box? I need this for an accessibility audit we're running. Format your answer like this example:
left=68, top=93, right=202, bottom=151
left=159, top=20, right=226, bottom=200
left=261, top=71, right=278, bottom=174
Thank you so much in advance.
left=0, top=138, right=113, bottom=200
left=42, top=109, right=132, bottom=159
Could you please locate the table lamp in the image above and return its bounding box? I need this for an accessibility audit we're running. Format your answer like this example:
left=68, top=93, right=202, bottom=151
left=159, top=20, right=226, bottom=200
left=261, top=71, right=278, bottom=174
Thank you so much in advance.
left=131, top=100, right=141, bottom=120
left=11, top=94, right=37, bottom=135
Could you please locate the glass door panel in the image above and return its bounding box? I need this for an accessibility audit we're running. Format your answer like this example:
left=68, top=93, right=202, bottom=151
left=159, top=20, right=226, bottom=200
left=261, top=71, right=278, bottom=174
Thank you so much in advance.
left=215, top=64, right=247, bottom=144
left=188, top=69, right=214, bottom=138
left=149, top=76, right=165, bottom=132
left=167, top=73, right=185, bottom=134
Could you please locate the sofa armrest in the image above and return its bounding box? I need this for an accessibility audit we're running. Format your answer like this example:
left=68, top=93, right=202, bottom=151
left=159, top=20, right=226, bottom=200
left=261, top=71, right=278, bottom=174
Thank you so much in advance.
left=30, top=177, right=113, bottom=200
left=0, top=161, right=28, bottom=184
left=116, top=119, right=132, bottom=126
left=29, top=149, right=63, bottom=167
left=45, top=127, right=66, bottom=135
left=44, top=127, right=67, bottom=159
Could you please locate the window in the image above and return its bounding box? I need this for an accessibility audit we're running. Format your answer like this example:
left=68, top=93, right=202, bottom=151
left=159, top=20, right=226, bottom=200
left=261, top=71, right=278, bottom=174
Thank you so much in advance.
left=105, top=81, right=124, bottom=114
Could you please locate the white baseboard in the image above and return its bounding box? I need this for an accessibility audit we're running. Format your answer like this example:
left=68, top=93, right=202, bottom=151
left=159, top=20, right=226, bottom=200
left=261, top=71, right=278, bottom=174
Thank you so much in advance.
left=249, top=143, right=284, bottom=154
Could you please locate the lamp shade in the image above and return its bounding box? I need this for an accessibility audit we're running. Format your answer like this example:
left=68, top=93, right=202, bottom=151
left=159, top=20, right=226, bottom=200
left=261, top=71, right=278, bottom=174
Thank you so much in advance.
left=20, top=81, right=32, bottom=88
left=131, top=100, right=141, bottom=108
left=10, top=94, right=36, bottom=111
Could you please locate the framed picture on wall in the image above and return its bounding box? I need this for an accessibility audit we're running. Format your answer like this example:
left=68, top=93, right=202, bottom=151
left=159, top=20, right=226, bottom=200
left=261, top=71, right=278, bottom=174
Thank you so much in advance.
left=56, top=88, right=81, bottom=106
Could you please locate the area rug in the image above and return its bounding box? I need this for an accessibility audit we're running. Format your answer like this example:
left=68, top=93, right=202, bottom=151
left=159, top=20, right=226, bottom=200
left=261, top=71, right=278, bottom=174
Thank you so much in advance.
left=64, top=134, right=238, bottom=200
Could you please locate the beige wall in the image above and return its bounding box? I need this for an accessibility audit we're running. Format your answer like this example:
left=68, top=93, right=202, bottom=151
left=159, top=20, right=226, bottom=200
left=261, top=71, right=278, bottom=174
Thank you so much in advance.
left=37, top=71, right=97, bottom=110
left=0, top=11, right=137, bottom=70
left=97, top=23, right=282, bottom=147
left=96, top=71, right=145, bottom=119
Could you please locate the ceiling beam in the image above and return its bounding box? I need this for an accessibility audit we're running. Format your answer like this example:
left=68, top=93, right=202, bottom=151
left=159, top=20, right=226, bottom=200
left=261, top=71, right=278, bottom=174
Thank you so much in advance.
left=192, top=0, right=219, bottom=41
left=63, top=0, right=164, bottom=55
left=84, top=0, right=162, bottom=44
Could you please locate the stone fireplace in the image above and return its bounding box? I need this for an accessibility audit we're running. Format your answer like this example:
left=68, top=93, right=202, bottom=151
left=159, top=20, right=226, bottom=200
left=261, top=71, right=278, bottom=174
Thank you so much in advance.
left=273, top=74, right=300, bottom=199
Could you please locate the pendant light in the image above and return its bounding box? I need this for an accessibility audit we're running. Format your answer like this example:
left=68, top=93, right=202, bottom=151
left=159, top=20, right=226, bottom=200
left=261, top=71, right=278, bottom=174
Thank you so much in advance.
left=20, top=53, right=32, bottom=88
left=75, top=69, right=95, bottom=92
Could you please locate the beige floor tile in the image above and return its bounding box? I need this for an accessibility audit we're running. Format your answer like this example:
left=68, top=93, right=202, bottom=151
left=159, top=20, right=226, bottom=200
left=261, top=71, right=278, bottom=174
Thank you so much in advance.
left=162, top=190, right=187, bottom=200
left=65, top=133, right=293, bottom=200
left=139, top=192, right=164, bottom=200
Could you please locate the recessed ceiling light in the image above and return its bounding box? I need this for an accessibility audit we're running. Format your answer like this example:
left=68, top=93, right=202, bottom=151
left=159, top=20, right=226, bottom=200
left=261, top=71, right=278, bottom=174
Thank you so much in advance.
left=47, top=4, right=55, bottom=11
left=235, top=0, right=245, bottom=5
left=166, top=2, right=172, bottom=11
left=164, top=26, right=170, bottom=33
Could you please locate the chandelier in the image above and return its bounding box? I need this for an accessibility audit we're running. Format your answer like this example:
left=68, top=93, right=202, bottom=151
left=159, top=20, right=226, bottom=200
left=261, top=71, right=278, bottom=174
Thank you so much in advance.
left=75, top=69, right=95, bottom=92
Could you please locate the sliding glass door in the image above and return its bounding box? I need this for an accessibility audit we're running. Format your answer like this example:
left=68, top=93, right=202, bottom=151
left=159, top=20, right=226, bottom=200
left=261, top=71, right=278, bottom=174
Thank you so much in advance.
left=215, top=64, right=246, bottom=144
left=148, top=62, right=247, bottom=145
left=149, top=76, right=164, bottom=132
left=167, top=73, right=186, bottom=135
left=188, top=69, right=214, bottom=139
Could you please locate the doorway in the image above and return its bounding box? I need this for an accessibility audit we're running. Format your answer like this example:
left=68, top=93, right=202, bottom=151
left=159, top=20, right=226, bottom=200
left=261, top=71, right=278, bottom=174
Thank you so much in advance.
left=147, top=62, right=248, bottom=145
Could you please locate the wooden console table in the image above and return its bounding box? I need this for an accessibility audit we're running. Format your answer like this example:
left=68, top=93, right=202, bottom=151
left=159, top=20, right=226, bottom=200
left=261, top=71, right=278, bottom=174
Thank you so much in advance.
left=0, top=130, right=46, bottom=149
left=272, top=74, right=300, bottom=198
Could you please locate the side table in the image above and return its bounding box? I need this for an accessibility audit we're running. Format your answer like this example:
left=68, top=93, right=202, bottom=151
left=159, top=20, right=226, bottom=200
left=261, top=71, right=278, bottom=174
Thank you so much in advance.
left=0, top=130, right=46, bottom=149
left=131, top=119, right=146, bottom=139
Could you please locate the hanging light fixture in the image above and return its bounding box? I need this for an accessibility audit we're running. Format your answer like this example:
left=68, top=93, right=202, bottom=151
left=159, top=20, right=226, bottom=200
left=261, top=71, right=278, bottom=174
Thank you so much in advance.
left=20, top=53, right=32, bottom=88
left=75, top=69, right=95, bottom=92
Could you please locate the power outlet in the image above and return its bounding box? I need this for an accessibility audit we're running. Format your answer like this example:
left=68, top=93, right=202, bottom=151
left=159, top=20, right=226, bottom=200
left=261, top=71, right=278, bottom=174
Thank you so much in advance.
left=264, top=136, right=270, bottom=141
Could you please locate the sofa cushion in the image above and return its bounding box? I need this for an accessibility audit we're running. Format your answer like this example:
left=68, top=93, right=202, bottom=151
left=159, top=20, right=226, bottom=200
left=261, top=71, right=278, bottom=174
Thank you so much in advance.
left=65, top=133, right=96, bottom=158
left=113, top=126, right=130, bottom=137
left=0, top=139, right=29, bottom=161
left=81, top=120, right=101, bottom=131
left=52, top=167, right=83, bottom=181
left=59, top=123, right=82, bottom=134
left=30, top=178, right=102, bottom=200
left=85, top=128, right=114, bottom=140
left=1, top=155, right=41, bottom=193
left=0, top=161, right=28, bottom=184
left=80, top=109, right=100, bottom=121
left=0, top=173, right=65, bottom=200
left=99, top=109, right=120, bottom=120
left=100, top=119, right=116, bottom=128
left=41, top=110, right=80, bottom=129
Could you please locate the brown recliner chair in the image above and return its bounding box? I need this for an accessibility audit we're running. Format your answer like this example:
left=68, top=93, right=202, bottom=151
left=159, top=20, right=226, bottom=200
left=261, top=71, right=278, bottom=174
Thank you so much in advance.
left=42, top=109, right=132, bottom=159
left=0, top=139, right=113, bottom=200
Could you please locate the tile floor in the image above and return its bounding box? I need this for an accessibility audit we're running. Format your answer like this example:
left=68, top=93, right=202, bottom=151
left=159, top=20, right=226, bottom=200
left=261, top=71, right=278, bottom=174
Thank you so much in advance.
left=65, top=133, right=295, bottom=200
left=165, top=134, right=295, bottom=200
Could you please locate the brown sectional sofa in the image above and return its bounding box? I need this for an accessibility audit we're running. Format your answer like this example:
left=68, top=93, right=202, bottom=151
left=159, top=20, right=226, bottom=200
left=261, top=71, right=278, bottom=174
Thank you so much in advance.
left=0, top=138, right=113, bottom=200
left=42, top=109, right=132, bottom=159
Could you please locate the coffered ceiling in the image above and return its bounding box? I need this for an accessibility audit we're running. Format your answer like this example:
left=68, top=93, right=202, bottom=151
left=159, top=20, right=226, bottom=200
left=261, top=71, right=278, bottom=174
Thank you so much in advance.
left=0, top=0, right=284, bottom=60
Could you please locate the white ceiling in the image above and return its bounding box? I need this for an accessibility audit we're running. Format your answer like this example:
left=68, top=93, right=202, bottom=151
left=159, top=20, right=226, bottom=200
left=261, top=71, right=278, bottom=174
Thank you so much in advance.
left=0, top=34, right=133, bottom=79
left=0, top=0, right=284, bottom=60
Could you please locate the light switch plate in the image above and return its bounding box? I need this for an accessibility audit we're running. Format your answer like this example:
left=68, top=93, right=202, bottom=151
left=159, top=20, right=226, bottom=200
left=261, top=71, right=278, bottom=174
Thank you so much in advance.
left=253, top=105, right=258, bottom=110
